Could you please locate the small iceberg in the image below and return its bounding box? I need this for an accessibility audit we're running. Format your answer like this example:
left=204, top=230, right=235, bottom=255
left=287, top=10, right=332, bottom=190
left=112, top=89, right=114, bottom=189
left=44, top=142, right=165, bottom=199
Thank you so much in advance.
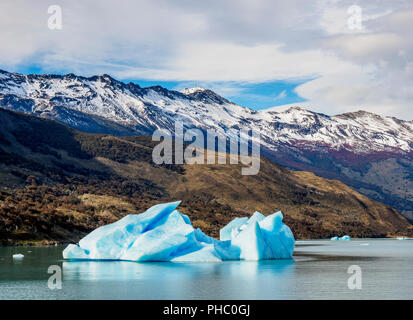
left=396, top=237, right=411, bottom=240
left=331, top=235, right=351, bottom=241
left=12, top=254, right=24, bottom=260
left=63, top=201, right=295, bottom=262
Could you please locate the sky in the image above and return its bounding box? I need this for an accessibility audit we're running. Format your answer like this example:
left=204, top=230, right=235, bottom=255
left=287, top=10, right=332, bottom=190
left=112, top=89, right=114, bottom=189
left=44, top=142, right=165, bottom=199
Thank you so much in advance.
left=0, top=0, right=412, bottom=119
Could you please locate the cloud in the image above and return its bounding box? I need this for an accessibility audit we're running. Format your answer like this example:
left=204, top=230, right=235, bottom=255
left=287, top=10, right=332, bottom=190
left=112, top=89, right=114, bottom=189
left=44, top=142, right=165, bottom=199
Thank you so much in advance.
left=0, top=0, right=412, bottom=119
left=275, top=90, right=287, bottom=100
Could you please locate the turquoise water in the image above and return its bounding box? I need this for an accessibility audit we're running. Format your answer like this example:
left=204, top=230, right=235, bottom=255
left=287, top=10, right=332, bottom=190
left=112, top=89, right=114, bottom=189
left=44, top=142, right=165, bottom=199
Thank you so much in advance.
left=1, top=239, right=413, bottom=299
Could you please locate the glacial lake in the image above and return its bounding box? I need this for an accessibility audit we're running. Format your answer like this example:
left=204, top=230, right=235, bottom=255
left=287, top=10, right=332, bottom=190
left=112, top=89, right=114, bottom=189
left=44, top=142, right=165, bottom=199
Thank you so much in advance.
left=1, top=239, right=413, bottom=300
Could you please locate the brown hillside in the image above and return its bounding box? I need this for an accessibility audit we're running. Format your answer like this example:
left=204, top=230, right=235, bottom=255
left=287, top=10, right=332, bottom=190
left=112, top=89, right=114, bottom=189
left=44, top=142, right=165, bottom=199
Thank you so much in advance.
left=0, top=109, right=411, bottom=244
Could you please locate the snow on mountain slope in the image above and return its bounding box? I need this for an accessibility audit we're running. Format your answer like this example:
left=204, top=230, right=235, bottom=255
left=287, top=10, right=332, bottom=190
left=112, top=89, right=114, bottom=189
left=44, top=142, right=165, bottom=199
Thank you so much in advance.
left=256, top=107, right=413, bottom=153
left=0, top=69, right=412, bottom=156
left=180, top=87, right=207, bottom=94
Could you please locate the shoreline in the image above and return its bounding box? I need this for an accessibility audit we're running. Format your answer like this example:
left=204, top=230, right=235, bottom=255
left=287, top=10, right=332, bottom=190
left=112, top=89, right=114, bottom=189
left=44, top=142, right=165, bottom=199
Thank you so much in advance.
left=1, top=236, right=410, bottom=247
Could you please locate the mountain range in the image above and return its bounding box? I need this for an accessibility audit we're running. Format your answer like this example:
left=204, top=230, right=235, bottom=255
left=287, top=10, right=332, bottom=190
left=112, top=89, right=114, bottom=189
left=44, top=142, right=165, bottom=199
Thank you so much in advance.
left=0, top=69, right=412, bottom=220
left=0, top=108, right=411, bottom=244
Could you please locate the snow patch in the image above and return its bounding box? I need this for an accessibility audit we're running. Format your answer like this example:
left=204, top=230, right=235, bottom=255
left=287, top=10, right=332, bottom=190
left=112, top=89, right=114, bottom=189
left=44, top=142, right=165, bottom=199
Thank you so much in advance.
left=180, top=87, right=207, bottom=95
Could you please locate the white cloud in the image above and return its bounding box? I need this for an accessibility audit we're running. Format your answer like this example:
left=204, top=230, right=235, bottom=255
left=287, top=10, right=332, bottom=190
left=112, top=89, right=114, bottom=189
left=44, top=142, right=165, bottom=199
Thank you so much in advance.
left=0, top=0, right=412, bottom=119
left=275, top=90, right=287, bottom=100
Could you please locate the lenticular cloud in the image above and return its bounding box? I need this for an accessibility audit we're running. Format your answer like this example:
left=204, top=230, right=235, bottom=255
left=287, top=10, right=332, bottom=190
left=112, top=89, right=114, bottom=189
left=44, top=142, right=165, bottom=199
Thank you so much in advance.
left=63, top=201, right=295, bottom=262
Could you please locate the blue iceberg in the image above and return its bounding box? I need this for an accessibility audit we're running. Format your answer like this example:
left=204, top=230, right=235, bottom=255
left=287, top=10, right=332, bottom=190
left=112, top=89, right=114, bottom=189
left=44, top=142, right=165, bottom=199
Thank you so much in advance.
left=331, top=235, right=351, bottom=241
left=63, top=201, right=295, bottom=262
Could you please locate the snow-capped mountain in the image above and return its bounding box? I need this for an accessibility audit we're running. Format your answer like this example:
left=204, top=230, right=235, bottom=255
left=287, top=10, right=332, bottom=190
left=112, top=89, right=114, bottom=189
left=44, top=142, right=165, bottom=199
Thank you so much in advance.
left=1, top=69, right=412, bottom=154
left=1, top=69, right=413, bottom=219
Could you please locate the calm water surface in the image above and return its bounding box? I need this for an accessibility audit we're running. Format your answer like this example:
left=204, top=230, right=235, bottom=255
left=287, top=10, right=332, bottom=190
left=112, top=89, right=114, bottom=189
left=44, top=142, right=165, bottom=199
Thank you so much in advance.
left=1, top=239, right=413, bottom=299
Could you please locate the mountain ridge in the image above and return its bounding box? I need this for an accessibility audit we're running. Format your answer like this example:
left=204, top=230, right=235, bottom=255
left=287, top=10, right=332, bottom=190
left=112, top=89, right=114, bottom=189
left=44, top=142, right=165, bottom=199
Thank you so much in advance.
left=0, top=108, right=411, bottom=244
left=1, top=69, right=412, bottom=219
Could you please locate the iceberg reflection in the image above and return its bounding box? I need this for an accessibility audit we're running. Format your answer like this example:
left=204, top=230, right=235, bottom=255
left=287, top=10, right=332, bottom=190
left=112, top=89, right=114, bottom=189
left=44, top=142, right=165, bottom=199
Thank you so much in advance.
left=62, top=259, right=295, bottom=282
left=62, top=259, right=296, bottom=299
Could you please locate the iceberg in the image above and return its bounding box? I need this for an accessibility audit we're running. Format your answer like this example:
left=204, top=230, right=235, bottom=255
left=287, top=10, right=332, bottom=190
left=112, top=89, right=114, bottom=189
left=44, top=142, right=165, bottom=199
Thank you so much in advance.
left=396, top=237, right=411, bottom=240
left=331, top=235, right=351, bottom=241
left=63, top=201, right=295, bottom=262
left=12, top=254, right=24, bottom=260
